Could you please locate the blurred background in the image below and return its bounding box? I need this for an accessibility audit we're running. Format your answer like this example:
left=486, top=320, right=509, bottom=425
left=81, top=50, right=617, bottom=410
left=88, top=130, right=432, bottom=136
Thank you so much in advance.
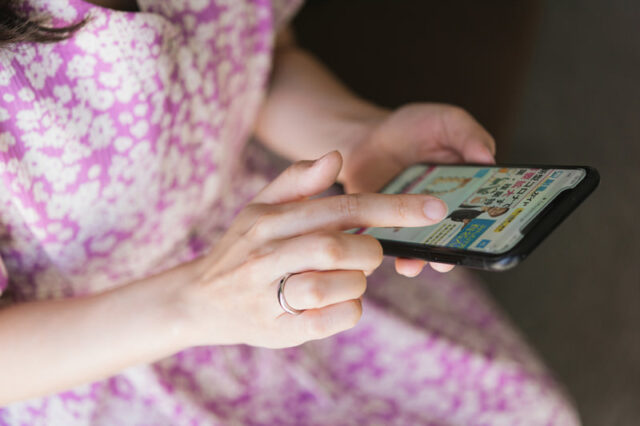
left=294, top=1, right=639, bottom=424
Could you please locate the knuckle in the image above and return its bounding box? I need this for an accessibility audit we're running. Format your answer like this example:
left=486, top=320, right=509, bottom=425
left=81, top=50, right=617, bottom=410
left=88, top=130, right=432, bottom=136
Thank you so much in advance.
left=246, top=211, right=278, bottom=240
left=325, top=242, right=343, bottom=264
left=245, top=240, right=277, bottom=262
left=303, top=281, right=324, bottom=307
left=393, top=196, right=412, bottom=220
left=337, top=194, right=362, bottom=219
left=315, top=233, right=344, bottom=264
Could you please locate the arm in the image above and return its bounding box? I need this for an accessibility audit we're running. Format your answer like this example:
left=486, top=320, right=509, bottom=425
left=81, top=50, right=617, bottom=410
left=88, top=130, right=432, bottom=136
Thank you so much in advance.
left=254, top=28, right=496, bottom=194
left=254, top=28, right=388, bottom=183
left=0, top=154, right=447, bottom=404
left=0, top=263, right=193, bottom=404
left=255, top=29, right=496, bottom=275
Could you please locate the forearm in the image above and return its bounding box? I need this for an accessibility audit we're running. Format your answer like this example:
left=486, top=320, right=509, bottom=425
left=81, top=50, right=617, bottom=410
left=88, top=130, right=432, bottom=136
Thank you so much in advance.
left=0, top=262, right=194, bottom=404
left=254, top=38, right=389, bottom=176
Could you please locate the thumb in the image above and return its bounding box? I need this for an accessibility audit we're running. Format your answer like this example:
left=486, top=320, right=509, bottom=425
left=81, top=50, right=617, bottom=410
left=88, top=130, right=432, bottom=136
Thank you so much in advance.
left=252, top=151, right=343, bottom=204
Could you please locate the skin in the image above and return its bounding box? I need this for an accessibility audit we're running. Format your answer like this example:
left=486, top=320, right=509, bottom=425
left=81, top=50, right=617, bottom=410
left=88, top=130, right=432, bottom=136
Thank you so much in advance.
left=255, top=29, right=495, bottom=274
left=487, top=207, right=509, bottom=217
left=0, top=0, right=497, bottom=403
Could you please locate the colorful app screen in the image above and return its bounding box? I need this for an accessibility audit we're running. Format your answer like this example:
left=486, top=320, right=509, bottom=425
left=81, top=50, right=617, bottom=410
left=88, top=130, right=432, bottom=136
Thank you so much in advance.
left=352, top=166, right=585, bottom=253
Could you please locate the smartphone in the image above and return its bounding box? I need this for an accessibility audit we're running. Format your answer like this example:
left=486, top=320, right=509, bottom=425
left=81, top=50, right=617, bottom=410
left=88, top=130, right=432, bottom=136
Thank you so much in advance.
left=351, top=164, right=599, bottom=271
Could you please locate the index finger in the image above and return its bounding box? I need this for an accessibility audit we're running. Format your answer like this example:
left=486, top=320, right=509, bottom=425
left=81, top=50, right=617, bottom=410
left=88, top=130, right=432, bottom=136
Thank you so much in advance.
left=247, top=193, right=448, bottom=242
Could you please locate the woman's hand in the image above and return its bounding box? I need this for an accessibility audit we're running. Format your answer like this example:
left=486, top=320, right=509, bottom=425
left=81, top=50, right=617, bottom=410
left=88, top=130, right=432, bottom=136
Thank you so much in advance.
left=181, top=151, right=449, bottom=349
left=339, top=103, right=496, bottom=193
left=255, top=42, right=495, bottom=278
left=339, top=103, right=497, bottom=276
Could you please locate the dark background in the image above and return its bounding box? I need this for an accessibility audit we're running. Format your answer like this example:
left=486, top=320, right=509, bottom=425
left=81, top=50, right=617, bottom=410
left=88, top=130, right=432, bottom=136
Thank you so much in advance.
left=294, top=1, right=640, bottom=424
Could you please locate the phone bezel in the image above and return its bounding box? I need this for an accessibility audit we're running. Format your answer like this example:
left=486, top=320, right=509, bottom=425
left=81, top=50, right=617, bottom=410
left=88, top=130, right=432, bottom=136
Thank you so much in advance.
left=374, top=163, right=600, bottom=271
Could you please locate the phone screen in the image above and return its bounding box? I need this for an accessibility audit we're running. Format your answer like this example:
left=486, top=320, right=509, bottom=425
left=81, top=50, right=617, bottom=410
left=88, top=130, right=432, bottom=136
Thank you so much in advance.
left=352, top=165, right=586, bottom=254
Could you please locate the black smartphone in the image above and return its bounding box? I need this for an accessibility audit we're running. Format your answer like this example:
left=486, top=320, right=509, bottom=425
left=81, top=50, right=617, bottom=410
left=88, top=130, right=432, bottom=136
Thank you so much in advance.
left=351, top=163, right=599, bottom=271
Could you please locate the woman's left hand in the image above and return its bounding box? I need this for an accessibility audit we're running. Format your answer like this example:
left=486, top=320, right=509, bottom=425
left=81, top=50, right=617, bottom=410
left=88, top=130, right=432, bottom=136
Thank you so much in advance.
left=339, top=103, right=497, bottom=276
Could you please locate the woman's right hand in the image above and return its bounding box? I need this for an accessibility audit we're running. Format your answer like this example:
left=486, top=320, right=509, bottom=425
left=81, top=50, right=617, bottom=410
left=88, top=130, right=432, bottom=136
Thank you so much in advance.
left=181, top=151, right=448, bottom=349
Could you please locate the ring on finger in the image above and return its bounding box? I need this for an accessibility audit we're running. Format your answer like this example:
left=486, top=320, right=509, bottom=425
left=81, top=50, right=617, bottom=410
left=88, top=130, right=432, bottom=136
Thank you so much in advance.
left=277, top=273, right=304, bottom=315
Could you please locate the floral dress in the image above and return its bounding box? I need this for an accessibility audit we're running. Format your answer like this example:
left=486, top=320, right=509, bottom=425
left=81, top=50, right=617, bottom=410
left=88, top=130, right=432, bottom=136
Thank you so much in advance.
left=0, top=0, right=580, bottom=424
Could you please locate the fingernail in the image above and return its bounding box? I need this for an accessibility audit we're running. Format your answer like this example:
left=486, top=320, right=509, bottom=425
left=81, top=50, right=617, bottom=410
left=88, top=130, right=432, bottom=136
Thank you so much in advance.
left=423, top=199, right=447, bottom=221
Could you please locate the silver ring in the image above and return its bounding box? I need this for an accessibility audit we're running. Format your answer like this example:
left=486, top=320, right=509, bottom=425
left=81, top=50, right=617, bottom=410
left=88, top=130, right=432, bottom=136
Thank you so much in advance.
left=277, top=273, right=304, bottom=315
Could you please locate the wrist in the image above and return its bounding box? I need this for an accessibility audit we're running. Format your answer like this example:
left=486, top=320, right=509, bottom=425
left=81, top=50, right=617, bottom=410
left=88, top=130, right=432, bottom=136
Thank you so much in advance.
left=123, top=260, right=204, bottom=354
left=165, top=255, right=231, bottom=349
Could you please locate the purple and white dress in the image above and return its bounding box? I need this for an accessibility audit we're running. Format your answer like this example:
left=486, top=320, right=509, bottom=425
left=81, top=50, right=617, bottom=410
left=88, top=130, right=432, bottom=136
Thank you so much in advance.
left=0, top=0, right=580, bottom=424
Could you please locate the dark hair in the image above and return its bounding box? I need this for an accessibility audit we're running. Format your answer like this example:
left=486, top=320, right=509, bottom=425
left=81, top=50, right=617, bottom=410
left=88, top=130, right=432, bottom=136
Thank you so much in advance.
left=0, top=0, right=87, bottom=48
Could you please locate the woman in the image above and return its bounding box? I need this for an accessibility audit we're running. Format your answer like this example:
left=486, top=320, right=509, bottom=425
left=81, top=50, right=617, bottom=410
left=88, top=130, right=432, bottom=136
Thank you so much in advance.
left=0, top=0, right=579, bottom=424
